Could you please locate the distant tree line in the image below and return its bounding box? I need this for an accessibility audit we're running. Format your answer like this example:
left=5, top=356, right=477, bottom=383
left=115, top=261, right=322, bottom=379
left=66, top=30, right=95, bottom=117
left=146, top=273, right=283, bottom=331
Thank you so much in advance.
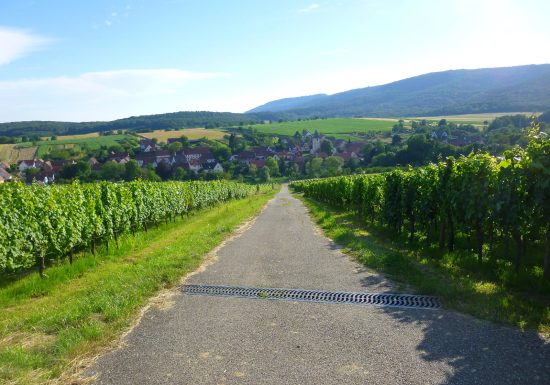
left=0, top=111, right=288, bottom=137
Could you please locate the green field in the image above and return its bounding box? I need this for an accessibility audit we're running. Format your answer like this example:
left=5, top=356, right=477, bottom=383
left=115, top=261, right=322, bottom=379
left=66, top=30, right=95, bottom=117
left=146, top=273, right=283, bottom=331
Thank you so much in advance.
left=17, top=134, right=135, bottom=158
left=242, top=118, right=395, bottom=137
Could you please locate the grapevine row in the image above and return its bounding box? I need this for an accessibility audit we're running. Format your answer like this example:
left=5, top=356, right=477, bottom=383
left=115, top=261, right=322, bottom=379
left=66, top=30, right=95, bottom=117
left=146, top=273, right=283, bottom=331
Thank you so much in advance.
left=291, top=135, right=550, bottom=280
left=0, top=180, right=267, bottom=275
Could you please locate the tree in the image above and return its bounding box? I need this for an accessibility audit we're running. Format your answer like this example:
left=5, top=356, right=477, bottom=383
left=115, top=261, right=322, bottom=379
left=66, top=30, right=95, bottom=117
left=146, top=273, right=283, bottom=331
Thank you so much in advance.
left=179, top=135, right=189, bottom=147
left=173, top=167, right=187, bottom=180
left=167, top=141, right=183, bottom=154
left=155, top=161, right=172, bottom=180
left=124, top=160, right=141, bottom=181
left=347, top=157, right=361, bottom=171
left=371, top=152, right=397, bottom=167
left=320, top=140, right=334, bottom=154
left=265, top=156, right=280, bottom=176
left=363, top=140, right=385, bottom=165
left=392, top=134, right=402, bottom=146
left=258, top=166, right=270, bottom=182
left=228, top=133, right=237, bottom=151
left=322, top=156, right=344, bottom=176
left=142, top=167, right=161, bottom=181
left=306, top=157, right=323, bottom=177
left=59, top=161, right=91, bottom=180
left=406, top=134, right=432, bottom=165
left=213, top=145, right=231, bottom=161
left=100, top=161, right=125, bottom=181
left=249, top=163, right=258, bottom=178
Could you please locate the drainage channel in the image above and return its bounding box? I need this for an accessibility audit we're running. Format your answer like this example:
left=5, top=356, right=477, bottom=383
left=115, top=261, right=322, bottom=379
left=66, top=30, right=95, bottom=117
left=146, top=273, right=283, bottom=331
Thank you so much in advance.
left=181, top=284, right=440, bottom=310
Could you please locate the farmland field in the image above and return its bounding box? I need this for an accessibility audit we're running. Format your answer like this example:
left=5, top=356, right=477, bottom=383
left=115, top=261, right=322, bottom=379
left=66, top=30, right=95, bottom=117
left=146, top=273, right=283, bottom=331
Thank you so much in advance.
left=242, top=118, right=395, bottom=137
left=0, top=144, right=38, bottom=163
left=17, top=134, right=135, bottom=158
left=41, top=132, right=101, bottom=141
left=141, top=128, right=227, bottom=142
left=408, top=112, right=539, bottom=125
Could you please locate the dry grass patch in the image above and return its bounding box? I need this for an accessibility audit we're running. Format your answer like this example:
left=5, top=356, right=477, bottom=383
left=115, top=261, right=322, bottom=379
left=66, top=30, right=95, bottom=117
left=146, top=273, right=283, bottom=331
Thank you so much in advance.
left=41, top=133, right=100, bottom=141
left=141, top=128, right=227, bottom=142
left=0, top=144, right=37, bottom=163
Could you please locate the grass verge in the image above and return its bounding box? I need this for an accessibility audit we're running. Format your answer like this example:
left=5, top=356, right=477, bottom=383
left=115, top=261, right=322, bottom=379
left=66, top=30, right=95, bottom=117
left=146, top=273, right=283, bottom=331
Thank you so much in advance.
left=0, top=190, right=277, bottom=385
left=297, top=194, right=550, bottom=338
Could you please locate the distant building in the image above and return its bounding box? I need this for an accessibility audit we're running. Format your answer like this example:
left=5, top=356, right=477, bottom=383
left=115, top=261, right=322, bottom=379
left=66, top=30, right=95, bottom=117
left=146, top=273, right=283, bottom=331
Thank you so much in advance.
left=311, top=132, right=324, bottom=153
left=26, top=170, right=55, bottom=185
left=184, top=147, right=215, bottom=163
left=249, top=159, right=266, bottom=169
left=202, top=162, right=224, bottom=173
left=18, top=160, right=43, bottom=172
left=0, top=168, right=13, bottom=183
left=139, top=138, right=161, bottom=153
left=107, top=152, right=131, bottom=164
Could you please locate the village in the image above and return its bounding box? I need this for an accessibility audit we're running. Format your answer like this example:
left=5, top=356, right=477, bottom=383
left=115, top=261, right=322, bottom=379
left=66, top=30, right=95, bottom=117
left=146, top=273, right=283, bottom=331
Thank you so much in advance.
left=0, top=131, right=367, bottom=184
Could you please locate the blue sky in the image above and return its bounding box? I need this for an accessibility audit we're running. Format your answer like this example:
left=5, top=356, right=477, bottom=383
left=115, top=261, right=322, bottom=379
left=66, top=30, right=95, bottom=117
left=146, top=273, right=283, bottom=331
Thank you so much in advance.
left=1, top=0, right=549, bottom=122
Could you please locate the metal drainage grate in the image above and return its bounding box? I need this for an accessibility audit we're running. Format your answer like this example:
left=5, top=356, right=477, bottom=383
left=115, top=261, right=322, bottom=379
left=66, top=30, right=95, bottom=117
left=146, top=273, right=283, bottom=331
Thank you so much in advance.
left=181, top=284, right=440, bottom=310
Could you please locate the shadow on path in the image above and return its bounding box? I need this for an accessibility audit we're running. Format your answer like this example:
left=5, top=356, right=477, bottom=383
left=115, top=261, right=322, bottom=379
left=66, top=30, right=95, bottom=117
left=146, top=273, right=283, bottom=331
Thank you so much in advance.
left=301, top=196, right=550, bottom=384
left=382, top=306, right=550, bottom=384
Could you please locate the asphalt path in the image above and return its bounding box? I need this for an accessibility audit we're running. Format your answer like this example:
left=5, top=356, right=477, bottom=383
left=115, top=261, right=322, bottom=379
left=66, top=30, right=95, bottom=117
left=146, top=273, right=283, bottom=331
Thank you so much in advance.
left=87, top=185, right=550, bottom=385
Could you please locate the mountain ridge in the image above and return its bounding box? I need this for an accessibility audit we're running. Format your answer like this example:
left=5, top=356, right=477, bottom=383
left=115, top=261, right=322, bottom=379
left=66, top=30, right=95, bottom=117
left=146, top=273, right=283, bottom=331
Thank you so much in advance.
left=247, top=64, right=550, bottom=117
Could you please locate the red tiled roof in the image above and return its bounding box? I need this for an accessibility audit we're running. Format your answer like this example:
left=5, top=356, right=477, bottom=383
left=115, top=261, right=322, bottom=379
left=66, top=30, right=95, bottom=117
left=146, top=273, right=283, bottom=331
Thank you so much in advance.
left=0, top=168, right=12, bottom=179
left=185, top=146, right=212, bottom=155
left=249, top=159, right=266, bottom=168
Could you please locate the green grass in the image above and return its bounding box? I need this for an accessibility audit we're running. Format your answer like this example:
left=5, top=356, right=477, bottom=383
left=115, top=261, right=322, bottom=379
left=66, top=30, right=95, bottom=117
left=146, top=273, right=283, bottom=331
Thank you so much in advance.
left=16, top=134, right=135, bottom=157
left=297, top=194, right=550, bottom=338
left=240, top=118, right=395, bottom=137
left=0, top=190, right=276, bottom=385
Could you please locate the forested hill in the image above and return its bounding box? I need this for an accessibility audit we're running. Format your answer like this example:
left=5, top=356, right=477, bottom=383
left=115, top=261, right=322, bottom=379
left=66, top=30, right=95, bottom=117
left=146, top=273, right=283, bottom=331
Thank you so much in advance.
left=247, top=64, right=550, bottom=117
left=0, top=111, right=282, bottom=137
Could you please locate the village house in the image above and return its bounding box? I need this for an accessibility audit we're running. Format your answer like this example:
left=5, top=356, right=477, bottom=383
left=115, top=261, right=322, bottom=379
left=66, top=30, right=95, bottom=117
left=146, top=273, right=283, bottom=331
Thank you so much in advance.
left=18, top=159, right=43, bottom=172
left=26, top=170, right=55, bottom=185
left=139, top=138, right=161, bottom=153
left=334, top=139, right=347, bottom=151
left=184, top=147, right=215, bottom=163
left=346, top=141, right=366, bottom=155
left=234, top=151, right=255, bottom=165
left=251, top=147, right=272, bottom=160
left=202, top=162, right=224, bottom=173
left=0, top=168, right=13, bottom=183
left=152, top=150, right=172, bottom=165
left=107, top=152, right=131, bottom=164
left=310, top=132, right=325, bottom=154
left=187, top=159, right=203, bottom=174
left=134, top=151, right=174, bottom=167
left=249, top=159, right=266, bottom=169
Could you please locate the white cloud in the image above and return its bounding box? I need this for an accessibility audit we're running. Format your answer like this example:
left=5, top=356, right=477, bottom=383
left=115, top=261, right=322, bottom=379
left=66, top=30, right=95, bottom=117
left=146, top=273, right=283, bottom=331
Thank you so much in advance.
left=298, top=3, right=319, bottom=13
left=0, top=69, right=229, bottom=122
left=0, top=27, right=50, bottom=66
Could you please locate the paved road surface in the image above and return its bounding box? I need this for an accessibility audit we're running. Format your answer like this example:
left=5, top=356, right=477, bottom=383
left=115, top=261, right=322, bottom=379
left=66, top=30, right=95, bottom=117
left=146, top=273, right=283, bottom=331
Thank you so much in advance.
left=87, top=185, right=550, bottom=385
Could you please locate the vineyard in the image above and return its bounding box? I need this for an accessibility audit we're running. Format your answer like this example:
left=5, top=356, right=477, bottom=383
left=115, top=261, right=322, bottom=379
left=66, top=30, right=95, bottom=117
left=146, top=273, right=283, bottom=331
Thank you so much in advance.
left=0, top=180, right=267, bottom=275
left=291, top=130, right=550, bottom=282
